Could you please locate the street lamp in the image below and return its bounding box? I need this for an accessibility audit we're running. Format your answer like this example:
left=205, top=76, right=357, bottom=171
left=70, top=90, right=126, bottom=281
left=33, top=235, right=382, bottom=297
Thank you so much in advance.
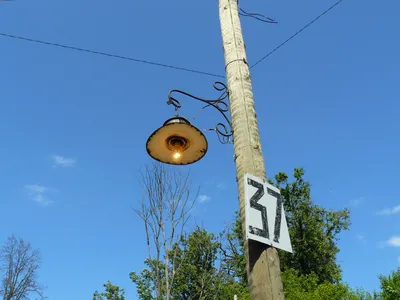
left=146, top=116, right=208, bottom=165
left=146, top=81, right=233, bottom=165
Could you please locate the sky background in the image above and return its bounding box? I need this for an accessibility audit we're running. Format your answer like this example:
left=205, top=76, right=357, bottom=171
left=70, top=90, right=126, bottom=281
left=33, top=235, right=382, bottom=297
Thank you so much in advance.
left=1, top=0, right=399, bottom=299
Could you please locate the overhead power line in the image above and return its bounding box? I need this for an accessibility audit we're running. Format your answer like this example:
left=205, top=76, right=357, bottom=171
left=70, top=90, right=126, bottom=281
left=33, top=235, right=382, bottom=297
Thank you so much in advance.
left=0, top=0, right=344, bottom=78
left=0, top=32, right=225, bottom=79
left=250, top=0, right=344, bottom=69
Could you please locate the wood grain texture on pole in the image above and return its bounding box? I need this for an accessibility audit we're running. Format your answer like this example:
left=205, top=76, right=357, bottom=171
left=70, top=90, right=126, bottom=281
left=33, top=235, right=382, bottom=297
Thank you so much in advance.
left=218, top=0, right=285, bottom=299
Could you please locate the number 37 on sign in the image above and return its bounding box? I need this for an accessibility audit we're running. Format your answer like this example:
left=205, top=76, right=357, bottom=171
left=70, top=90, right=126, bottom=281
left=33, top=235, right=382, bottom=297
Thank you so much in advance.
left=244, top=173, right=292, bottom=253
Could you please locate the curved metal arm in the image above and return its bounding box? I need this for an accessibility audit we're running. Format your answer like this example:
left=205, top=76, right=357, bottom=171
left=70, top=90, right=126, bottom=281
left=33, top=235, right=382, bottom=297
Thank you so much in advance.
left=167, top=81, right=233, bottom=144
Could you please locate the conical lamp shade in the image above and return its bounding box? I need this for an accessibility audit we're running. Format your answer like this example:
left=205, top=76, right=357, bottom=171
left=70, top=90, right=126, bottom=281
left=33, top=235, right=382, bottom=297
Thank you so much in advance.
left=146, top=116, right=208, bottom=165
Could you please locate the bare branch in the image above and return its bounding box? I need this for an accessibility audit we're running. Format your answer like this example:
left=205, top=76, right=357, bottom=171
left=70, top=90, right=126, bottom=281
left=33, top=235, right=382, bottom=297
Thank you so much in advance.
left=0, top=236, right=44, bottom=300
left=132, top=162, right=196, bottom=300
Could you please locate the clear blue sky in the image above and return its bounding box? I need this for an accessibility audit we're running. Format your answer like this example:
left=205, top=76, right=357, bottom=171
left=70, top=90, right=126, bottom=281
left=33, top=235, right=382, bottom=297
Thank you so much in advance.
left=1, top=0, right=399, bottom=298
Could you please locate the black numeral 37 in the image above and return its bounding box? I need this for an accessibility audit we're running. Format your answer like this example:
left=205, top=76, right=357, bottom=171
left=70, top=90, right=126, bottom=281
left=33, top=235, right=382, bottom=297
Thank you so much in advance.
left=247, top=178, right=282, bottom=243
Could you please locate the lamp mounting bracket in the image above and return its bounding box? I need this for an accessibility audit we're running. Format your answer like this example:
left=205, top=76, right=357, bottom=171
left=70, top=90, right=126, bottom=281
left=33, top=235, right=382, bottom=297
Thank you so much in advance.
left=166, top=81, right=233, bottom=144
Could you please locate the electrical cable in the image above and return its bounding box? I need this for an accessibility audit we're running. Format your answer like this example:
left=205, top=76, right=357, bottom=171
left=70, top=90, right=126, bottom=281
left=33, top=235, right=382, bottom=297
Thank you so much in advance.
left=239, top=8, right=278, bottom=24
left=0, top=32, right=225, bottom=79
left=237, top=0, right=277, bottom=24
left=250, top=0, right=344, bottom=69
left=1, top=0, right=345, bottom=78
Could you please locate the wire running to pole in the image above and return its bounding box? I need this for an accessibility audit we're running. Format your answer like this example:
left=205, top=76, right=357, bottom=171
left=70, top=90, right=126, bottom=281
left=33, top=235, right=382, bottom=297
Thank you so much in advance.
left=0, top=32, right=225, bottom=79
left=0, top=0, right=345, bottom=78
left=250, top=0, right=345, bottom=69
left=239, top=8, right=278, bottom=24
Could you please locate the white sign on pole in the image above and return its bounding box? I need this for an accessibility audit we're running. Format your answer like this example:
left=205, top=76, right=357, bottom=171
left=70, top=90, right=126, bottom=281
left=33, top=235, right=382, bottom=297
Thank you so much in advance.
left=244, top=173, right=292, bottom=253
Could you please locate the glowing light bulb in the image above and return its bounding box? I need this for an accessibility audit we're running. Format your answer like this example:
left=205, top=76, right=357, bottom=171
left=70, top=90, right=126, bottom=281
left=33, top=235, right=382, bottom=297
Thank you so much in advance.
left=173, top=152, right=182, bottom=160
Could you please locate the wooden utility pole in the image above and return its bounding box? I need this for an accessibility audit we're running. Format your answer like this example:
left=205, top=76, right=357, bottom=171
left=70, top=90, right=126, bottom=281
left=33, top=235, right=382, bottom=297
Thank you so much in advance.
left=218, top=0, right=285, bottom=299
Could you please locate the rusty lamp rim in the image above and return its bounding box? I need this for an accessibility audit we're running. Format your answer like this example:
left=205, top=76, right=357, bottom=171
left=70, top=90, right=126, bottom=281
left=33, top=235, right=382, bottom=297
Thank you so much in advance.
left=146, top=116, right=208, bottom=165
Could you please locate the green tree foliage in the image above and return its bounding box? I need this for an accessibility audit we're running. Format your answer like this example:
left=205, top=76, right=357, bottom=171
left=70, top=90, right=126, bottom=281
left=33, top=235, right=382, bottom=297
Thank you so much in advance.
left=282, top=268, right=351, bottom=300
left=172, top=228, right=221, bottom=299
left=93, top=281, right=125, bottom=300
left=352, top=288, right=379, bottom=300
left=130, top=259, right=166, bottom=300
left=222, top=168, right=354, bottom=298
left=281, top=269, right=381, bottom=300
left=270, top=168, right=351, bottom=283
left=131, top=226, right=248, bottom=300
left=128, top=167, right=394, bottom=299
left=219, top=210, right=249, bottom=298
left=378, top=267, right=400, bottom=300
